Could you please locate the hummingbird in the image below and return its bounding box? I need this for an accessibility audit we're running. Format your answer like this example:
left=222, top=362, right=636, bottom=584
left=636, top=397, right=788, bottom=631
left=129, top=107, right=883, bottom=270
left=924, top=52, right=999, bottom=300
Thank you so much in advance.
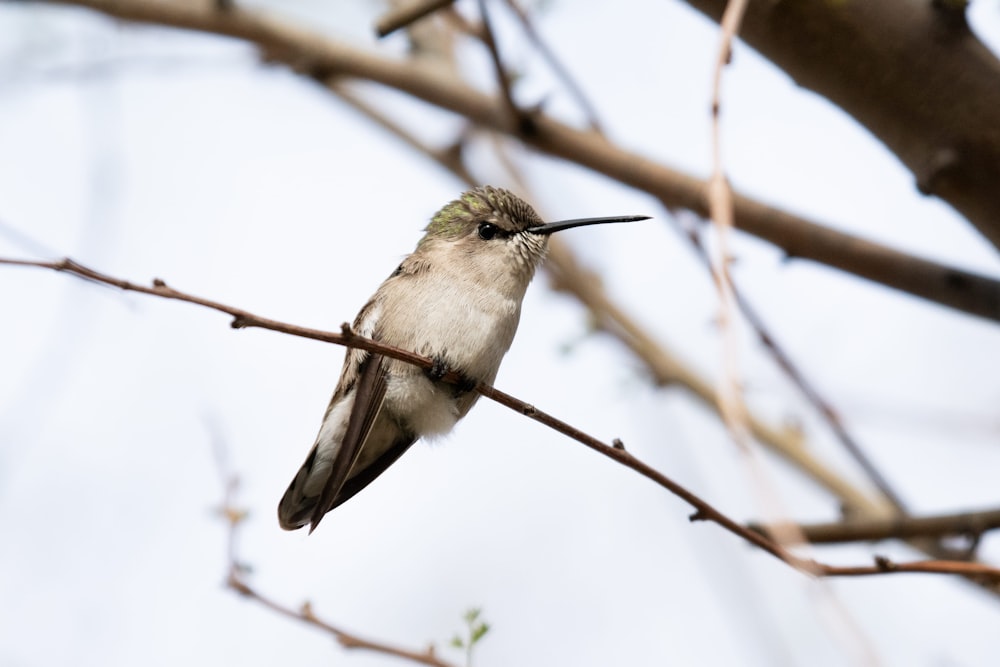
left=278, top=185, right=648, bottom=533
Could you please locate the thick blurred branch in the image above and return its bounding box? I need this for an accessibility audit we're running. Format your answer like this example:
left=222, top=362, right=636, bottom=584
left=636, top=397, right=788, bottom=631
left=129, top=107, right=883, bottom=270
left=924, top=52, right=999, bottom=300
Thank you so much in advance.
left=686, top=0, right=1000, bottom=250
left=40, top=0, right=1000, bottom=323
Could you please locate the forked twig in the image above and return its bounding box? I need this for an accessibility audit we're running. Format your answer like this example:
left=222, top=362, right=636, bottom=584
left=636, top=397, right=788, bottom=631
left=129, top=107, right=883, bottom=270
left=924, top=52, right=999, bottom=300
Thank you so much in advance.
left=211, top=438, right=457, bottom=667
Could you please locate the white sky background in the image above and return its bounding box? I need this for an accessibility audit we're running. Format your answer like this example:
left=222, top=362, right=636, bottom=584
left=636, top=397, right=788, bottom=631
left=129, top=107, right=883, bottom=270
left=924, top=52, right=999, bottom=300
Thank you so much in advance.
left=2, top=1, right=1000, bottom=666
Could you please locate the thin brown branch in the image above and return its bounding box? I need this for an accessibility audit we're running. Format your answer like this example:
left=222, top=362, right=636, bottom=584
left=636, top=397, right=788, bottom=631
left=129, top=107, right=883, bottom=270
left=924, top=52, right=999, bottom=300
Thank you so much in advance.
left=477, top=378, right=813, bottom=570
left=37, top=0, right=1000, bottom=323
left=375, top=0, right=456, bottom=38
left=0, top=257, right=456, bottom=379
left=822, top=557, right=1000, bottom=582
left=753, top=507, right=1000, bottom=545
left=209, top=422, right=451, bottom=665
left=7, top=254, right=998, bottom=586
left=2, top=255, right=786, bottom=565
left=214, top=473, right=456, bottom=667
left=225, top=575, right=455, bottom=666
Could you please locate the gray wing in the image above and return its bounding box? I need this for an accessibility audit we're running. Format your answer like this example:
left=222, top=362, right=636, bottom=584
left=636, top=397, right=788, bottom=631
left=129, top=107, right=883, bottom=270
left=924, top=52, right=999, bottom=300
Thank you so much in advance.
left=278, top=352, right=402, bottom=532
left=307, top=352, right=389, bottom=532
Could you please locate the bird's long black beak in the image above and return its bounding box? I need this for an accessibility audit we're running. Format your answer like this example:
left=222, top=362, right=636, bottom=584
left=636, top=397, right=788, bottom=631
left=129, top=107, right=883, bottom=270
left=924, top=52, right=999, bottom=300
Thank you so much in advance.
left=527, top=214, right=651, bottom=235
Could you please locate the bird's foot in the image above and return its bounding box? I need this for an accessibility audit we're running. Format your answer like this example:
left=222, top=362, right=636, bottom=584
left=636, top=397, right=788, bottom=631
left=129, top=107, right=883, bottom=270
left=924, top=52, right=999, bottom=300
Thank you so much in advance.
left=426, top=355, right=477, bottom=394
left=426, top=355, right=449, bottom=381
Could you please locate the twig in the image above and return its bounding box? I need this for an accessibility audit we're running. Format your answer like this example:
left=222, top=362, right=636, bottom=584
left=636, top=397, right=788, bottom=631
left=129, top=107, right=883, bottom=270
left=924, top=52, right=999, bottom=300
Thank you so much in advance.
left=36, top=0, right=1000, bottom=322
left=706, top=0, right=751, bottom=452
left=752, top=507, right=1000, bottom=545
left=5, top=255, right=999, bottom=585
left=502, top=0, right=603, bottom=134
left=212, top=452, right=457, bottom=667
left=822, top=557, right=1000, bottom=581
left=375, top=0, right=457, bottom=38
left=476, top=0, right=533, bottom=133
left=0, top=257, right=458, bottom=379
left=228, top=575, right=457, bottom=667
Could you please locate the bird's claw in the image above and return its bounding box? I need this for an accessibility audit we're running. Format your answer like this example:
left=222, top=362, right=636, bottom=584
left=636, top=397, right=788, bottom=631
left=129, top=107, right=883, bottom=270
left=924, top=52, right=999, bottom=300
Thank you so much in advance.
left=426, top=355, right=477, bottom=394
left=427, top=355, right=449, bottom=381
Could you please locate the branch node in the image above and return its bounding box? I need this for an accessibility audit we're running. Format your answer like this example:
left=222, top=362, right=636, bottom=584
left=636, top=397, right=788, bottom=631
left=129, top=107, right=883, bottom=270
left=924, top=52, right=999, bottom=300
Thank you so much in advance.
left=517, top=106, right=540, bottom=137
left=612, top=438, right=626, bottom=450
left=227, top=573, right=252, bottom=596
left=305, top=62, right=341, bottom=84
left=375, top=0, right=456, bottom=38
left=915, top=147, right=960, bottom=195
left=61, top=257, right=87, bottom=273
left=152, top=277, right=167, bottom=288
left=963, top=528, right=983, bottom=554
left=689, top=510, right=709, bottom=523
left=230, top=316, right=248, bottom=329
left=874, top=555, right=897, bottom=571
left=278, top=52, right=342, bottom=83
left=340, top=322, right=355, bottom=336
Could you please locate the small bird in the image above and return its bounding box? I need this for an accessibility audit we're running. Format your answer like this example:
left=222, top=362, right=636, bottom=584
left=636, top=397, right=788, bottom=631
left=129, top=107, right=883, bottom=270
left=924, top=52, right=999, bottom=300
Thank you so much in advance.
left=278, top=186, right=648, bottom=532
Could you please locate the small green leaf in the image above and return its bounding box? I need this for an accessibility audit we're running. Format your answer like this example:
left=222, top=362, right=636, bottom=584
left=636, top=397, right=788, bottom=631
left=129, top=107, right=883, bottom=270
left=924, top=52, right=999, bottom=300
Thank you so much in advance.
left=450, top=636, right=465, bottom=649
left=470, top=622, right=490, bottom=644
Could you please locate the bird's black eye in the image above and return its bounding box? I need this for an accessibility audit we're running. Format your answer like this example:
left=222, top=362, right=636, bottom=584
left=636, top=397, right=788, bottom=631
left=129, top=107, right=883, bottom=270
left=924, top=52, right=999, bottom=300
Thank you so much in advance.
left=477, top=222, right=499, bottom=240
